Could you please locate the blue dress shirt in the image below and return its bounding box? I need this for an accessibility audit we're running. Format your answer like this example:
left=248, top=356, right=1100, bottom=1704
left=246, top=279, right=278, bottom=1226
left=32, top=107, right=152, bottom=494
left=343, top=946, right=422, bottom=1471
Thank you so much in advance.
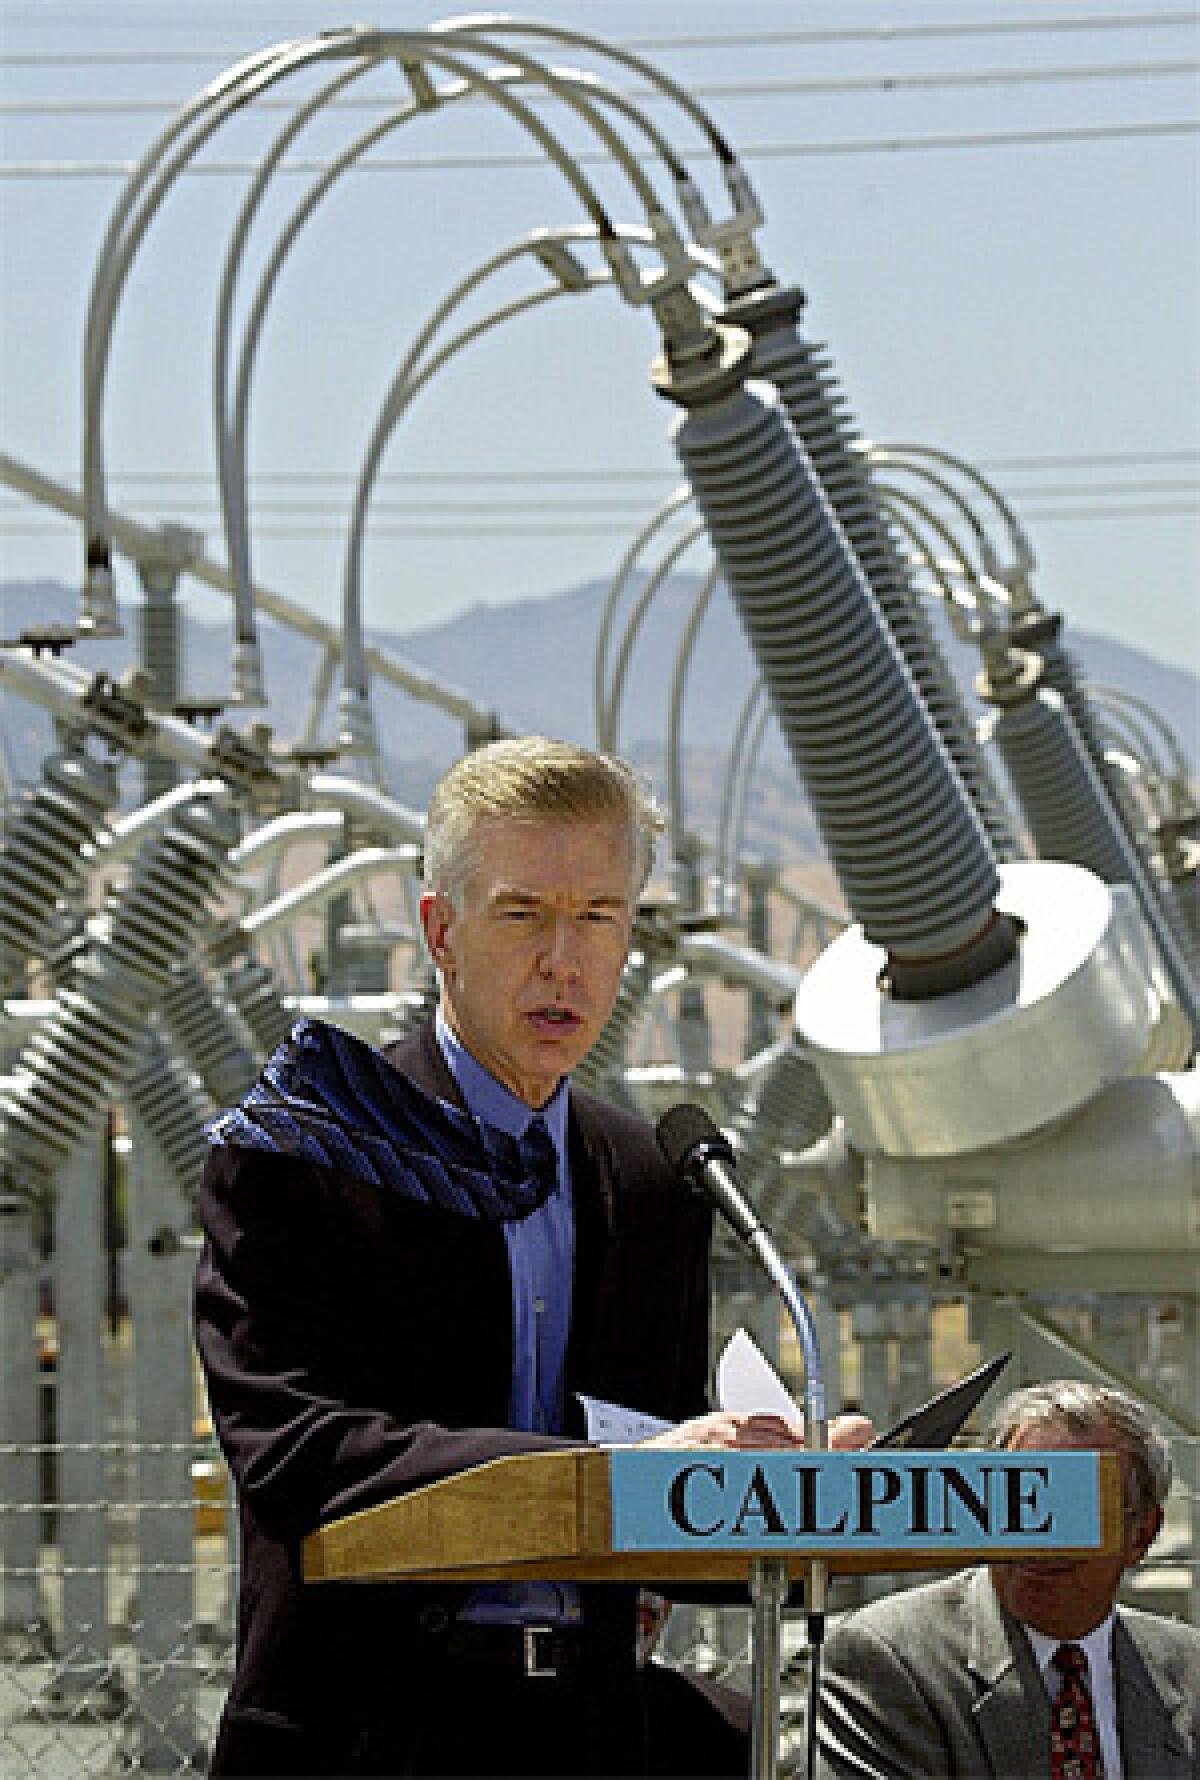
left=435, top=1013, right=580, bottom=1625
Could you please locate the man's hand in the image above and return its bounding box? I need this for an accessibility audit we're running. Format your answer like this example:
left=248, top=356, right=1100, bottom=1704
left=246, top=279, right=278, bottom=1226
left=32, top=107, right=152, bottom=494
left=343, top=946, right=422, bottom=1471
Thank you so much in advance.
left=640, top=1411, right=874, bottom=1451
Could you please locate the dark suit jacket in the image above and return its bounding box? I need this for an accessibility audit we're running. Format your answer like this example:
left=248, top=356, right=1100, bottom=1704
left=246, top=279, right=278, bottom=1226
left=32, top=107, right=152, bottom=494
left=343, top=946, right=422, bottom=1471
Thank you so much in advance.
left=815, top=1565, right=1199, bottom=1779
left=194, top=1021, right=713, bottom=1778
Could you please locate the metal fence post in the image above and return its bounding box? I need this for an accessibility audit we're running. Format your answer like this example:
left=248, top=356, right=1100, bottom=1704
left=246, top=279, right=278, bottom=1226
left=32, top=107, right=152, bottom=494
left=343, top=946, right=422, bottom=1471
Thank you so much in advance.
left=125, top=1110, right=200, bottom=1772
left=53, top=1129, right=118, bottom=1703
left=0, top=1191, right=44, bottom=1646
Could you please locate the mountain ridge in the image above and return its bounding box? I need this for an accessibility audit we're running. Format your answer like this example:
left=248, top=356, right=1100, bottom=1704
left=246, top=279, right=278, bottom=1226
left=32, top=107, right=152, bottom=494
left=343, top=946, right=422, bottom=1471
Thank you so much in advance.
left=3, top=575, right=1196, bottom=870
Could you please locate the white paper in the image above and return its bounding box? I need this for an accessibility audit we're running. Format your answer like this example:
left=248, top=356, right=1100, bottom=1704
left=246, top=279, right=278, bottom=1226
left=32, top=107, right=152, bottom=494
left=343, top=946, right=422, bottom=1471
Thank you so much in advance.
left=577, top=1328, right=799, bottom=1447
left=716, top=1327, right=802, bottom=1423
left=576, top=1393, right=673, bottom=1446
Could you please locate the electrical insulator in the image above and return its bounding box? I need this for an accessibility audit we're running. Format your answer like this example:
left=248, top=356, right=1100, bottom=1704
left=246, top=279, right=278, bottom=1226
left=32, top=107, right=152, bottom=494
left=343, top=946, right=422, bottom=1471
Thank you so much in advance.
left=981, top=680, right=1200, bottom=1043
left=1, top=792, right=238, bottom=1184
left=160, top=964, right=259, bottom=1110
left=126, top=1031, right=213, bottom=1201
left=0, top=744, right=118, bottom=994
left=730, top=1036, right=832, bottom=1182
left=670, top=377, right=1007, bottom=985
left=726, top=284, right=1018, bottom=862
left=221, top=956, right=294, bottom=1060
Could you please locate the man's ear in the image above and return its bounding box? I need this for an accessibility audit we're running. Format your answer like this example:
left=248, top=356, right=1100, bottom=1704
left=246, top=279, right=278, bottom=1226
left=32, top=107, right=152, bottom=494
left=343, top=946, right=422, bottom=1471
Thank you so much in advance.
left=419, top=890, right=454, bottom=972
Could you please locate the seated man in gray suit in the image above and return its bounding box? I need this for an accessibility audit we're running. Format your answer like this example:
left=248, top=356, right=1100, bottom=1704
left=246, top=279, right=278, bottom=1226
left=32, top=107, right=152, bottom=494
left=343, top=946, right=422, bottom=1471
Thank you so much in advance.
left=815, top=1380, right=1199, bottom=1779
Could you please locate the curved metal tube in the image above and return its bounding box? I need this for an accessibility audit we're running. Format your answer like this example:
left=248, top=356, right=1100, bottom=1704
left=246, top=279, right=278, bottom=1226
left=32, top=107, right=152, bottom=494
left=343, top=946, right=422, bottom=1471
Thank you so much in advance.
left=665, top=562, right=724, bottom=864
left=435, top=12, right=736, bottom=161
left=865, top=446, right=997, bottom=588
left=594, top=485, right=695, bottom=745
left=214, top=59, right=372, bottom=667
left=876, top=482, right=1009, bottom=637
left=230, top=809, right=347, bottom=871
left=217, top=50, right=704, bottom=700
left=89, top=23, right=666, bottom=629
left=341, top=227, right=613, bottom=722
left=240, top=847, right=422, bottom=939
left=726, top=693, right=775, bottom=892
left=341, top=232, right=720, bottom=734
left=602, top=520, right=708, bottom=753
left=305, top=773, right=426, bottom=845
left=876, top=493, right=976, bottom=640
left=84, top=33, right=365, bottom=549
left=873, top=438, right=1038, bottom=604
left=715, top=677, right=768, bottom=896
left=1086, top=684, right=1194, bottom=789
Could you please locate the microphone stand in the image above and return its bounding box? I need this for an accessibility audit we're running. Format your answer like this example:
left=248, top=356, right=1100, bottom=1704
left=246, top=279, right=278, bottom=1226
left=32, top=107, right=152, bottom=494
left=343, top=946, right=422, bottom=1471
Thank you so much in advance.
left=654, top=1106, right=830, bottom=1780
left=749, top=1554, right=789, bottom=1780
left=742, top=1230, right=828, bottom=1780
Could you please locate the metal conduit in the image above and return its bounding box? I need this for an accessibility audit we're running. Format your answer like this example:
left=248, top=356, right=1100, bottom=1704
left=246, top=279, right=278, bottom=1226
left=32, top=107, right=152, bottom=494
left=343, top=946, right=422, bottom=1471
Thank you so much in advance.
left=0, top=744, right=118, bottom=995
left=729, top=290, right=1019, bottom=862
left=1, top=790, right=238, bottom=1185
left=984, top=687, right=1200, bottom=1037
left=670, top=380, right=1006, bottom=976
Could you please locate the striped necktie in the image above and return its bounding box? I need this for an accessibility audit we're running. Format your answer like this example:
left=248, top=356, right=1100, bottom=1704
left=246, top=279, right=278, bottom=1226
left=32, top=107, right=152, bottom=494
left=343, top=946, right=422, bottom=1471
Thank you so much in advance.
left=516, top=1116, right=559, bottom=1201
left=1050, top=1642, right=1103, bottom=1779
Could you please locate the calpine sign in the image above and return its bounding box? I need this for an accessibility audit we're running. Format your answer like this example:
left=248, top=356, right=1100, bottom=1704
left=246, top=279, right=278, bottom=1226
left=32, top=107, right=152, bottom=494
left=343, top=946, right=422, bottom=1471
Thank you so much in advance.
left=608, top=1450, right=1103, bottom=1555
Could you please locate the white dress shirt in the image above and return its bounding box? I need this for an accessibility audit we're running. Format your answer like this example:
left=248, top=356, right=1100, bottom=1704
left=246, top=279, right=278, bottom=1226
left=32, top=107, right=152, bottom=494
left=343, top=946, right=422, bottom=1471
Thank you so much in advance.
left=1026, top=1614, right=1121, bottom=1779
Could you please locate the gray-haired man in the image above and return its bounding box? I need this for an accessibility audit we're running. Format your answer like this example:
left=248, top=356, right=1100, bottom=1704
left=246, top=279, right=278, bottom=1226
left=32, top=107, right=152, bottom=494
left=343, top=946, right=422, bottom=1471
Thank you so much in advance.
left=815, top=1379, right=1198, bottom=1779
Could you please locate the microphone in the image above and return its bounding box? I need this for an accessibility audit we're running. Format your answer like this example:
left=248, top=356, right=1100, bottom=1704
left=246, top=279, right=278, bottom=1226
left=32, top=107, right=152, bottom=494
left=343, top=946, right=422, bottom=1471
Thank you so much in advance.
left=655, top=1102, right=826, bottom=1441
left=656, top=1101, right=773, bottom=1255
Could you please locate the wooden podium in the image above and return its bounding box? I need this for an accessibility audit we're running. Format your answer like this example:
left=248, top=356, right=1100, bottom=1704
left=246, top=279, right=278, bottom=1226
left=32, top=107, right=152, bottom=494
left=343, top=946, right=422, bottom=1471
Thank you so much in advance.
left=304, top=1446, right=1120, bottom=1779
left=304, top=1445, right=1121, bottom=1586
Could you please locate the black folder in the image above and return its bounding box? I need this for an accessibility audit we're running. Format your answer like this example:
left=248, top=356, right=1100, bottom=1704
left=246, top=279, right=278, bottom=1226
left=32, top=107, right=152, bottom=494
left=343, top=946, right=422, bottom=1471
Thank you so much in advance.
left=866, top=1352, right=1012, bottom=1451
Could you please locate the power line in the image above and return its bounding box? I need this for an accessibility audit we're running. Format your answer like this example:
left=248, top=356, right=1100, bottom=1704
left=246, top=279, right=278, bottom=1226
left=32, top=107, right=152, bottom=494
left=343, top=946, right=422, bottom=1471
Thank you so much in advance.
left=5, top=60, right=1197, bottom=115
left=4, top=505, right=1196, bottom=540
left=5, top=484, right=1197, bottom=517
left=1, top=12, right=1194, bottom=67
left=21, top=452, right=1200, bottom=488
left=624, top=16, right=1200, bottom=53
left=3, top=117, right=1196, bottom=178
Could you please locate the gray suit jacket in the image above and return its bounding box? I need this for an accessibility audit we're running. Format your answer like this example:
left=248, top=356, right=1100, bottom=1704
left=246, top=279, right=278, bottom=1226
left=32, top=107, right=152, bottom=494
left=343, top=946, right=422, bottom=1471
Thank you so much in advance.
left=815, top=1567, right=1198, bottom=1779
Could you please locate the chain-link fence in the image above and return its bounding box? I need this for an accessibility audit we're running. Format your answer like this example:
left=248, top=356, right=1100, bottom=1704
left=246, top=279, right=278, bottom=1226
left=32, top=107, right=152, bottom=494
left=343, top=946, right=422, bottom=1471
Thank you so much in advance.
left=0, top=1432, right=763, bottom=1780
left=0, top=1432, right=232, bottom=1777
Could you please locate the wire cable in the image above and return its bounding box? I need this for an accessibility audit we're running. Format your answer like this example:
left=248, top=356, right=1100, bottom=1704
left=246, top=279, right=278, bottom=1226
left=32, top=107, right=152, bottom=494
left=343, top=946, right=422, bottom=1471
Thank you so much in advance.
left=5, top=10, right=1195, bottom=66
left=11, top=118, right=1196, bottom=178
left=9, top=59, right=1196, bottom=116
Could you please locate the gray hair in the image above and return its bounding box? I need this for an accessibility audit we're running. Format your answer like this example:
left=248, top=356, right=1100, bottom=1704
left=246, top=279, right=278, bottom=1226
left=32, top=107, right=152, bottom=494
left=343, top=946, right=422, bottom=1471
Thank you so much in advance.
left=423, top=736, right=663, bottom=908
left=983, top=1379, right=1173, bottom=1519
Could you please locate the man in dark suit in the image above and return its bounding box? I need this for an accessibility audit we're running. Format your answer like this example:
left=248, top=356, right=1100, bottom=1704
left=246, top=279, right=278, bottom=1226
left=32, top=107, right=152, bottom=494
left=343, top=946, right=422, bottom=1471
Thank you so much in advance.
left=195, top=736, right=867, bottom=1779
left=815, top=1380, right=1199, bottom=1779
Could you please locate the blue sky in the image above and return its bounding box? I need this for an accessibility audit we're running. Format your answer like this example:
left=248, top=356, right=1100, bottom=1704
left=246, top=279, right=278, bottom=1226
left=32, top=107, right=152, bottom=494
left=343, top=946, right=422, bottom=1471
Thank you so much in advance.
left=1, top=0, right=1196, bottom=686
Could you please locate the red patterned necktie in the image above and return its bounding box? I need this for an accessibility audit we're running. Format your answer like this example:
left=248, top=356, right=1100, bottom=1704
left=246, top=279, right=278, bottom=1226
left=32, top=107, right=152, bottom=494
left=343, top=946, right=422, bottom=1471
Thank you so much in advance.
left=1050, top=1642, right=1103, bottom=1779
